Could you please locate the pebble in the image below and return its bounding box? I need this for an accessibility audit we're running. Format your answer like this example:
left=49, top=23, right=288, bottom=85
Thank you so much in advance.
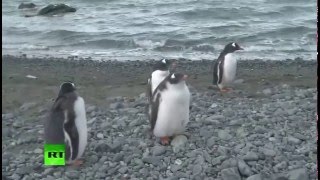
left=34, top=148, right=43, bottom=154
left=288, top=168, right=309, bottom=180
left=152, top=146, right=166, bottom=156
left=97, top=133, right=104, bottom=139
left=192, top=164, right=202, bottom=175
left=287, top=136, right=301, bottom=145
left=246, top=174, right=262, bottom=180
left=142, top=157, right=162, bottom=167
left=221, top=167, right=241, bottom=180
left=237, top=159, right=253, bottom=177
left=243, top=152, right=259, bottom=161
left=218, top=130, right=232, bottom=140
left=171, top=135, right=188, bottom=153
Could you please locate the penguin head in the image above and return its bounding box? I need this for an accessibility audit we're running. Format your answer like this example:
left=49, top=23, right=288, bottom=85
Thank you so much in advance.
left=168, top=73, right=188, bottom=84
left=59, top=82, right=76, bottom=96
left=224, top=42, right=244, bottom=53
left=152, top=59, right=176, bottom=71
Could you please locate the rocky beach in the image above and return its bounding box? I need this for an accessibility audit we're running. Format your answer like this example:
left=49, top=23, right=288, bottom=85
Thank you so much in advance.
left=2, top=55, right=317, bottom=180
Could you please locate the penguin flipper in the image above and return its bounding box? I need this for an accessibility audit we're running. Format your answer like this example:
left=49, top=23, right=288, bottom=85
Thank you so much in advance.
left=212, top=61, right=218, bottom=84
left=217, top=59, right=224, bottom=84
left=64, top=111, right=79, bottom=161
left=147, top=78, right=152, bottom=102
left=150, top=93, right=161, bottom=131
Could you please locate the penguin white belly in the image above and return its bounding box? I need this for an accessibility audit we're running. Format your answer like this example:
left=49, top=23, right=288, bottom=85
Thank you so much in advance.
left=73, top=97, right=87, bottom=159
left=222, top=54, right=237, bottom=84
left=153, top=86, right=190, bottom=137
left=151, top=70, right=169, bottom=93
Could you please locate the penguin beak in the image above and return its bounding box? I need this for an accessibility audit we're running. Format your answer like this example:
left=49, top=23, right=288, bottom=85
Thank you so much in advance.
left=238, top=47, right=244, bottom=50
left=182, top=75, right=188, bottom=80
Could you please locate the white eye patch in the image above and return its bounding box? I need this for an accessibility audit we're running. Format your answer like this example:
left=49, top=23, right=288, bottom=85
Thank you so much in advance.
left=71, top=83, right=75, bottom=87
left=232, top=43, right=236, bottom=47
left=162, top=59, right=166, bottom=64
left=171, top=74, right=175, bottom=79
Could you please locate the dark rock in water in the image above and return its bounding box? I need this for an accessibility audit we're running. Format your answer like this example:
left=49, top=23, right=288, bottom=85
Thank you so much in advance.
left=38, top=4, right=76, bottom=16
left=18, top=3, right=36, bottom=9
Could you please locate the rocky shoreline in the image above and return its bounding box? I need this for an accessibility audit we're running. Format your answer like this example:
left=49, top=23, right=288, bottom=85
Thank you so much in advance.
left=2, top=55, right=317, bottom=180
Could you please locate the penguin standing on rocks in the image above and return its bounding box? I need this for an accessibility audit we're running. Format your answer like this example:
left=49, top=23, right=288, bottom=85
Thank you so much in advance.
left=150, top=73, right=190, bottom=145
left=213, top=42, right=244, bottom=92
left=44, top=82, right=87, bottom=166
left=146, top=59, right=176, bottom=125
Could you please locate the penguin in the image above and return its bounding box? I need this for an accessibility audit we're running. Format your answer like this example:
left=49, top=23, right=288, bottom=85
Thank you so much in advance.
left=150, top=73, right=190, bottom=145
left=146, top=58, right=176, bottom=102
left=146, top=59, right=176, bottom=126
left=44, top=82, right=87, bottom=166
left=213, top=42, right=244, bottom=92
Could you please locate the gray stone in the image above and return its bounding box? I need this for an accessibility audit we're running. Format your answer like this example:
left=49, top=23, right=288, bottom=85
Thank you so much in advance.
left=288, top=168, right=309, bottom=180
left=261, top=148, right=276, bottom=157
left=86, top=105, right=96, bottom=113
left=118, top=167, right=128, bottom=174
left=20, top=102, right=37, bottom=111
left=207, top=137, right=216, bottom=147
left=152, top=146, right=166, bottom=156
left=2, top=113, right=14, bottom=119
left=192, top=164, right=202, bottom=175
left=109, top=102, right=124, bottom=109
left=170, top=164, right=182, bottom=172
left=142, top=157, right=162, bottom=166
left=210, top=103, right=218, bottom=108
left=113, top=153, right=124, bottom=162
left=65, top=170, right=79, bottom=179
left=263, top=88, right=272, bottom=95
left=287, top=136, right=301, bottom=145
left=218, top=130, right=232, bottom=140
left=234, top=79, right=244, bottom=84
left=237, top=159, right=253, bottom=177
left=221, top=167, right=241, bottom=180
left=199, top=129, right=212, bottom=138
left=274, top=161, right=288, bottom=172
left=246, top=174, right=262, bottom=180
left=34, top=148, right=43, bottom=154
left=207, top=115, right=225, bottom=121
left=211, top=157, right=223, bottom=166
left=97, top=133, right=104, bottom=139
left=221, top=158, right=238, bottom=169
left=171, top=135, right=188, bottom=153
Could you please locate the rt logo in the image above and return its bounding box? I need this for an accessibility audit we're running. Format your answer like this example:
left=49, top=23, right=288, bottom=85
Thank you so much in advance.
left=44, top=144, right=65, bottom=166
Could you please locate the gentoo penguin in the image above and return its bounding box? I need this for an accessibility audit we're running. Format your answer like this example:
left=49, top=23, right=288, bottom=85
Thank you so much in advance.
left=146, top=59, right=176, bottom=125
left=213, top=42, right=244, bottom=92
left=147, top=58, right=176, bottom=102
left=44, top=82, right=87, bottom=166
left=150, top=73, right=190, bottom=145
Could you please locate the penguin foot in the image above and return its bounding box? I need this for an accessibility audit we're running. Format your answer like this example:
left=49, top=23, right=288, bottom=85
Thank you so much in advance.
left=220, top=88, right=233, bottom=92
left=160, top=136, right=170, bottom=145
left=68, top=159, right=84, bottom=167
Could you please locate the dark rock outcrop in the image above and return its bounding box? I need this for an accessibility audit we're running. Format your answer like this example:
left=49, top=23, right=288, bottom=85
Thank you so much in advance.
left=18, top=3, right=36, bottom=9
left=24, top=4, right=76, bottom=17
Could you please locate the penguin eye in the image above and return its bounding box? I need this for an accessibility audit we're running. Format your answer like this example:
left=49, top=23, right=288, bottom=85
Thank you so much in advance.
left=232, top=43, right=236, bottom=47
left=171, top=74, right=175, bottom=79
left=162, top=59, right=166, bottom=64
